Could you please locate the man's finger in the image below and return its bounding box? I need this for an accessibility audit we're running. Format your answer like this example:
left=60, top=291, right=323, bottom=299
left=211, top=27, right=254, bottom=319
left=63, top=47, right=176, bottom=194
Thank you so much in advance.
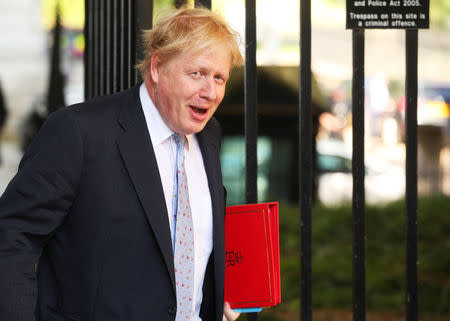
left=223, top=301, right=240, bottom=321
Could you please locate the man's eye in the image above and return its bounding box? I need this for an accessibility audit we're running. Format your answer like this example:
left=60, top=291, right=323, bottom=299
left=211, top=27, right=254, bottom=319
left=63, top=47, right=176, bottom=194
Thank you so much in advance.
left=215, top=75, right=225, bottom=83
left=191, top=71, right=201, bottom=77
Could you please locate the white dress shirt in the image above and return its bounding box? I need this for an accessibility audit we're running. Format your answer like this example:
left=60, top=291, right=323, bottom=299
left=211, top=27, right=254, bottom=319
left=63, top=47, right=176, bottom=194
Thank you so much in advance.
left=139, top=83, right=213, bottom=321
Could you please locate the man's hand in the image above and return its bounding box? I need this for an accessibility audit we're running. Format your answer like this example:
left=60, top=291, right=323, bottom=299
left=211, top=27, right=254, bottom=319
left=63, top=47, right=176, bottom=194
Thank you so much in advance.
left=223, top=301, right=240, bottom=321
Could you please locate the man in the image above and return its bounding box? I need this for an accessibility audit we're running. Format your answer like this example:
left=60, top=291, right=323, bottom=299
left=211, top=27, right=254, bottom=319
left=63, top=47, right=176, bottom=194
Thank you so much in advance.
left=0, top=7, right=243, bottom=321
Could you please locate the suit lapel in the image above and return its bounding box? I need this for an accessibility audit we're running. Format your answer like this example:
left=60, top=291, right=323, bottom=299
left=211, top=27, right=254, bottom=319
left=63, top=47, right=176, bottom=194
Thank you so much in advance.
left=197, top=124, right=226, bottom=320
left=116, top=86, right=176, bottom=293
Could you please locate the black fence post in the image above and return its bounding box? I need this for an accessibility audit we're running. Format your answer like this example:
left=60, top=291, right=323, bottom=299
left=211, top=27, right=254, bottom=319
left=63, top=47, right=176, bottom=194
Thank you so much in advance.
left=112, top=0, right=119, bottom=93
left=93, top=0, right=100, bottom=97
left=352, top=29, right=366, bottom=321
left=84, top=0, right=93, bottom=99
left=105, top=0, right=112, bottom=94
left=127, top=0, right=135, bottom=88
left=299, top=0, right=312, bottom=320
left=405, top=29, right=418, bottom=321
left=245, top=0, right=258, bottom=320
left=99, top=0, right=106, bottom=95
left=136, top=0, right=153, bottom=83
left=245, top=0, right=257, bottom=206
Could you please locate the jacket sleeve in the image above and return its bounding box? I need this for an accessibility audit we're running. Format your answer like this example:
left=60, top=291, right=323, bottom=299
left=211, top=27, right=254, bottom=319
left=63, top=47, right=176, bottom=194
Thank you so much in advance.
left=0, top=108, right=83, bottom=321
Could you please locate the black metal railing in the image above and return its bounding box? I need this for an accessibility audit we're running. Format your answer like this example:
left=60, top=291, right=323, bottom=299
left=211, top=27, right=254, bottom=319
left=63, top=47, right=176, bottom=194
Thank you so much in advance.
left=244, top=1, right=257, bottom=320
left=84, top=1, right=421, bottom=321
left=299, top=0, right=312, bottom=320
left=352, top=29, right=366, bottom=321
left=85, top=0, right=143, bottom=99
left=405, top=30, right=419, bottom=321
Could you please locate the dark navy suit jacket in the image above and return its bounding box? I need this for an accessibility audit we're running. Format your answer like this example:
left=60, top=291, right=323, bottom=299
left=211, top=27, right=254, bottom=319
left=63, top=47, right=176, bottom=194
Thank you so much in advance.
left=0, top=84, right=226, bottom=321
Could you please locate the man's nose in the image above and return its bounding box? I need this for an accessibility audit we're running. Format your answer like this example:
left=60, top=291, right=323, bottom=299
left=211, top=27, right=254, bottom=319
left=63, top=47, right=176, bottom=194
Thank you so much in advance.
left=200, top=78, right=217, bottom=101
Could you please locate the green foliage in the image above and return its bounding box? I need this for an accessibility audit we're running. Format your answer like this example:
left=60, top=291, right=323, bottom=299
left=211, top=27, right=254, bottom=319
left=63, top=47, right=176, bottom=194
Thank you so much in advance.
left=261, top=196, right=450, bottom=319
left=153, top=0, right=176, bottom=23
left=430, top=0, right=450, bottom=29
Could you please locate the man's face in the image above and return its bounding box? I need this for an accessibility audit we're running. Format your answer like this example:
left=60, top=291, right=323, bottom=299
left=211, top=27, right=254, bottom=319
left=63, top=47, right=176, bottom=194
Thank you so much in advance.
left=149, top=44, right=232, bottom=135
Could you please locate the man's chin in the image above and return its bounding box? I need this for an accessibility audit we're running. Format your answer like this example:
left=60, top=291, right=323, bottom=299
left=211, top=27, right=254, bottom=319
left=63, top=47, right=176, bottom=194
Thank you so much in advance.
left=175, top=124, right=206, bottom=135
left=187, top=126, right=206, bottom=135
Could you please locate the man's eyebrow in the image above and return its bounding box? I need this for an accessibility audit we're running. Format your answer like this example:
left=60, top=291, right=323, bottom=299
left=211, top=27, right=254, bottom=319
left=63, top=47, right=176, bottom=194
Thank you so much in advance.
left=218, top=72, right=229, bottom=80
left=186, top=65, right=229, bottom=78
left=219, top=70, right=230, bottom=78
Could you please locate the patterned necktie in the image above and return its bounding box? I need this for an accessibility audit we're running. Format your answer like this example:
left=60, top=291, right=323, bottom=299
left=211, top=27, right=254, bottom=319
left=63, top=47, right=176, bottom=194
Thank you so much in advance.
left=172, top=134, right=195, bottom=320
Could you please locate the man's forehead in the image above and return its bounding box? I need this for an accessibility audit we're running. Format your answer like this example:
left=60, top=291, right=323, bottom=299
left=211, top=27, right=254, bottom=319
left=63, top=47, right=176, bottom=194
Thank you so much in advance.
left=175, top=46, right=231, bottom=69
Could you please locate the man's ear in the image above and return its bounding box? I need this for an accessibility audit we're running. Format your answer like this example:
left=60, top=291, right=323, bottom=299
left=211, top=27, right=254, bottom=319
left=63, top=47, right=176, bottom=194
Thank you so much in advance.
left=150, top=53, right=161, bottom=84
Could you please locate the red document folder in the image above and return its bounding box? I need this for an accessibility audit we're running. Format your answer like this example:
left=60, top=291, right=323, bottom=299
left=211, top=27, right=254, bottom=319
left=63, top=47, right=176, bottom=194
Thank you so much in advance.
left=224, top=202, right=281, bottom=309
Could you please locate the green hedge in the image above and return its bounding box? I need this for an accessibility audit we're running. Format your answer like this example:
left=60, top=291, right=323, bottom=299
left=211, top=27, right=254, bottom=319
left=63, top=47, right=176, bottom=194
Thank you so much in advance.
left=260, top=195, right=450, bottom=320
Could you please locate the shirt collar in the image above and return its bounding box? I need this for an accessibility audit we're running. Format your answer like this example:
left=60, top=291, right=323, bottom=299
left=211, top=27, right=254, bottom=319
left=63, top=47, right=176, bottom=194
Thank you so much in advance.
left=140, top=83, right=193, bottom=150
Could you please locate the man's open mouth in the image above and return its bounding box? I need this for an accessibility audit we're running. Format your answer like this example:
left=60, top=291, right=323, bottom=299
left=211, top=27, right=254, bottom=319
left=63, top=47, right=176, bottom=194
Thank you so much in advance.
left=190, top=106, right=207, bottom=115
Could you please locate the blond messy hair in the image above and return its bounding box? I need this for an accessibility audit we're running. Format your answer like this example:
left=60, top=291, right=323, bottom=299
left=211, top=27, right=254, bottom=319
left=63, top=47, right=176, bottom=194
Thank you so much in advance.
left=136, top=7, right=244, bottom=78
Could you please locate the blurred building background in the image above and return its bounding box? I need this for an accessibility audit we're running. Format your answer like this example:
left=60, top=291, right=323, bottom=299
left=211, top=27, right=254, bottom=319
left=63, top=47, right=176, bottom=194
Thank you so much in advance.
left=1, top=0, right=450, bottom=200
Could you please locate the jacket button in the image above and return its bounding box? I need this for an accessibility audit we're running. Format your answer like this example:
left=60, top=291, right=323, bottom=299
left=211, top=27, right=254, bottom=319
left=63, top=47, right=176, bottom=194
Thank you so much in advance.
left=168, top=305, right=176, bottom=315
